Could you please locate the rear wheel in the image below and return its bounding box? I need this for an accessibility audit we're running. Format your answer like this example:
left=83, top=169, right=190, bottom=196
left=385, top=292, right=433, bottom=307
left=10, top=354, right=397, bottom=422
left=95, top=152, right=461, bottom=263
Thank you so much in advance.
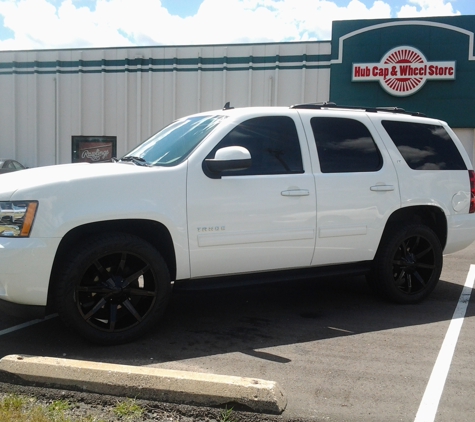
left=55, top=233, right=171, bottom=345
left=369, top=224, right=442, bottom=304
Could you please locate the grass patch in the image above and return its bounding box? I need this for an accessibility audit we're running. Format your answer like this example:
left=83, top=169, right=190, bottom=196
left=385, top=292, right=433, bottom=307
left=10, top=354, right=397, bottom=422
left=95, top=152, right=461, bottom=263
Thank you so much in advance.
left=219, top=406, right=236, bottom=422
left=112, top=398, right=144, bottom=420
left=0, top=394, right=71, bottom=421
left=0, top=394, right=107, bottom=421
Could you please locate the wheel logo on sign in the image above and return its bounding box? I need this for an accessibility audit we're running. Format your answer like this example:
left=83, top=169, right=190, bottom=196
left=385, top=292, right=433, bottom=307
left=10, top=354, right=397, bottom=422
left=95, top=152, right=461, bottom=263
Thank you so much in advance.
left=352, top=46, right=456, bottom=97
left=382, top=47, right=425, bottom=96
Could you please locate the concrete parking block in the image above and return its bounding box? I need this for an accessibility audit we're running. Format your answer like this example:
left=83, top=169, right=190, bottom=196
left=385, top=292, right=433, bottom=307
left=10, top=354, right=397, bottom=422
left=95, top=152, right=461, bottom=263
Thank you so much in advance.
left=0, top=354, right=287, bottom=414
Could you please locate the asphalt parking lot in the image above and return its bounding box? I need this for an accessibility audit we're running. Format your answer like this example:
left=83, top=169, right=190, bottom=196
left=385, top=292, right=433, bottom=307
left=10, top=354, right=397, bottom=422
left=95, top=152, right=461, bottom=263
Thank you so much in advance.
left=1, top=242, right=474, bottom=422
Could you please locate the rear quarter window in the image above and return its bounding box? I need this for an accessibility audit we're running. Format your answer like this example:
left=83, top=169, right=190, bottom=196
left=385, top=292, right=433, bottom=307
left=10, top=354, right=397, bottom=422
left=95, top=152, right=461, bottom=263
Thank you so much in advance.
left=381, top=120, right=466, bottom=170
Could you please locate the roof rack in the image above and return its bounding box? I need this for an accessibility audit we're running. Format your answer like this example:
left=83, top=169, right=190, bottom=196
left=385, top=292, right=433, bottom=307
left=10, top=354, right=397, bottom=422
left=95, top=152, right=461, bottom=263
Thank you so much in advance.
left=290, top=102, right=426, bottom=117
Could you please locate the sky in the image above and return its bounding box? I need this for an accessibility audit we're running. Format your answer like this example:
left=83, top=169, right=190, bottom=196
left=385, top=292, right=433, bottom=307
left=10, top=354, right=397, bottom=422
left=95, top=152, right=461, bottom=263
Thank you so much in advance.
left=0, top=0, right=473, bottom=51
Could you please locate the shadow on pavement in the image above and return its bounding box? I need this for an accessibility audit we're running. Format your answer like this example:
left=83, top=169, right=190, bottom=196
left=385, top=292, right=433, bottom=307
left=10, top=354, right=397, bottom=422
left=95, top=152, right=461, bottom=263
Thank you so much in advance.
left=0, top=274, right=472, bottom=365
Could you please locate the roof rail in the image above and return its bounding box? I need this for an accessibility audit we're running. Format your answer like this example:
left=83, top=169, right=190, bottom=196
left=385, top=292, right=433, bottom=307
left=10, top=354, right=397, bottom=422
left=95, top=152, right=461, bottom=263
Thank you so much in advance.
left=290, top=102, right=426, bottom=117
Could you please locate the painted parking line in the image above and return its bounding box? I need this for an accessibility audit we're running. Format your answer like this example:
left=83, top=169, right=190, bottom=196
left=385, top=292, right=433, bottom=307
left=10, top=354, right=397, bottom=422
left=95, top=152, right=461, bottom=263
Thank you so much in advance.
left=414, top=264, right=475, bottom=422
left=0, top=314, right=57, bottom=337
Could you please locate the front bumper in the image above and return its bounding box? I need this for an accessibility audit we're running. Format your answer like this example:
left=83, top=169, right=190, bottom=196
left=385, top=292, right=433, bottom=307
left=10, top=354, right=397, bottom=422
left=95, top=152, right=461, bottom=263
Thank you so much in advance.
left=0, top=237, right=61, bottom=308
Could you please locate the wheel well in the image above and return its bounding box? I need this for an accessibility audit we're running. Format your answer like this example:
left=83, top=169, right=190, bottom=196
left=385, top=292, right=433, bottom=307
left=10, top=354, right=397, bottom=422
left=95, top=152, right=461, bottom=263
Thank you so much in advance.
left=46, top=219, right=176, bottom=313
left=379, top=206, right=447, bottom=252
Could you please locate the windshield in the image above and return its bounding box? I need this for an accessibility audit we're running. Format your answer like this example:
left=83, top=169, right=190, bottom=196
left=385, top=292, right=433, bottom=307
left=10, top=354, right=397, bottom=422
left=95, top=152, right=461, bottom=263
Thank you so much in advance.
left=121, top=115, right=226, bottom=166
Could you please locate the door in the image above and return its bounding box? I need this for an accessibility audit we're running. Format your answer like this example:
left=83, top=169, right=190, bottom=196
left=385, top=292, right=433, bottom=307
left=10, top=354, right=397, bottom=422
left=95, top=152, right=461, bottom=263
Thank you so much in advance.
left=299, top=112, right=401, bottom=265
left=186, top=114, right=317, bottom=278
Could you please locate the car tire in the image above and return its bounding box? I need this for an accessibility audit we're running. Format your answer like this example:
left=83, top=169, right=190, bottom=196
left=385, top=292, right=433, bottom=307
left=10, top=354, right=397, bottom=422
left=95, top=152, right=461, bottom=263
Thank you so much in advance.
left=54, top=233, right=171, bottom=345
left=369, top=224, right=442, bottom=304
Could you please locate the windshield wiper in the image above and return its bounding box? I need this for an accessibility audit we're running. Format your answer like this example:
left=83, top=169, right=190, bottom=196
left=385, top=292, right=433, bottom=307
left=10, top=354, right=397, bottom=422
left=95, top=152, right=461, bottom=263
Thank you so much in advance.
left=119, top=156, right=150, bottom=167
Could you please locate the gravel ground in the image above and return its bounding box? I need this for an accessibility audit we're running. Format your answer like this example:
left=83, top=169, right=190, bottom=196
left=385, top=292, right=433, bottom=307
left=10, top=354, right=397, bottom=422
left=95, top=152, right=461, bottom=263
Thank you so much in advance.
left=0, top=382, right=303, bottom=422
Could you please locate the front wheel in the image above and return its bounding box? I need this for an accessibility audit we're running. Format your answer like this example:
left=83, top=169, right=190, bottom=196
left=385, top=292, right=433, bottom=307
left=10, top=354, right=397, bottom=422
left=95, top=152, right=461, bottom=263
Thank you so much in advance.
left=369, top=224, right=443, bottom=304
left=55, top=233, right=171, bottom=345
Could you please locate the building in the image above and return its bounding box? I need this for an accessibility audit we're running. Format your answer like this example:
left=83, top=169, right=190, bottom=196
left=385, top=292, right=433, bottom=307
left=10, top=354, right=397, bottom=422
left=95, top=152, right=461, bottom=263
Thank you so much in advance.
left=1, top=15, right=474, bottom=167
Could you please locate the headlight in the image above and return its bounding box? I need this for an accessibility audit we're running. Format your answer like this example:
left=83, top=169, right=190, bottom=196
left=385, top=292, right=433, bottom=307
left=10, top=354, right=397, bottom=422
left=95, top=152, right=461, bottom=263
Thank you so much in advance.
left=0, top=201, right=38, bottom=237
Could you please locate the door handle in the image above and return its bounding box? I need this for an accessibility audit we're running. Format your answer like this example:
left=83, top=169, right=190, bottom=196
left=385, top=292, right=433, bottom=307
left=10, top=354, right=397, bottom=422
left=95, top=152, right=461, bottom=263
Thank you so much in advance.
left=370, top=185, right=395, bottom=192
left=281, top=189, right=310, bottom=196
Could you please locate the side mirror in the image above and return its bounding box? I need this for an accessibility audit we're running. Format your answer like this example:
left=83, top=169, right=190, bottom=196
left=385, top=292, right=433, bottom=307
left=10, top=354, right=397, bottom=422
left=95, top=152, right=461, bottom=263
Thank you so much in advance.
left=204, top=146, right=252, bottom=178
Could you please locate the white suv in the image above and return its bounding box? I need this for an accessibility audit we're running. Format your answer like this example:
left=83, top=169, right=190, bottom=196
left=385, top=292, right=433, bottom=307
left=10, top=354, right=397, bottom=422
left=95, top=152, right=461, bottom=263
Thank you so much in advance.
left=1, top=103, right=475, bottom=344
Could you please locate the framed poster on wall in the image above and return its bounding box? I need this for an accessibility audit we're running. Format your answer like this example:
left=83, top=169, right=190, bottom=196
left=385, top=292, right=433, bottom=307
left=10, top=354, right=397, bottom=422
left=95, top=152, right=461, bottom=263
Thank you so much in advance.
left=72, top=136, right=117, bottom=163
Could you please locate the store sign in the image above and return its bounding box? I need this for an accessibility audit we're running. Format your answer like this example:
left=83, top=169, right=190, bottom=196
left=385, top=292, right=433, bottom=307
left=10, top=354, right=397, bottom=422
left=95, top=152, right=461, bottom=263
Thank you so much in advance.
left=79, top=142, right=112, bottom=162
left=352, top=46, right=456, bottom=96
left=72, top=136, right=117, bottom=163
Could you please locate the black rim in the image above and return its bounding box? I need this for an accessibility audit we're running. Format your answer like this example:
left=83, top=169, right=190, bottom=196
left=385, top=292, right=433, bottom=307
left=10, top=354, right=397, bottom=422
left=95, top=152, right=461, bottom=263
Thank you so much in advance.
left=392, top=234, right=436, bottom=295
left=75, top=251, right=157, bottom=332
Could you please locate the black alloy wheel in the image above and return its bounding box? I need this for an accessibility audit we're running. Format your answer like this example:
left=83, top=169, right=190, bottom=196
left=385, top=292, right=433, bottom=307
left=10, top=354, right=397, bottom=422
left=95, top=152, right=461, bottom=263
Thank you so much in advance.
left=370, top=224, right=442, bottom=304
left=77, top=251, right=157, bottom=331
left=55, top=233, right=171, bottom=344
left=391, top=233, right=438, bottom=295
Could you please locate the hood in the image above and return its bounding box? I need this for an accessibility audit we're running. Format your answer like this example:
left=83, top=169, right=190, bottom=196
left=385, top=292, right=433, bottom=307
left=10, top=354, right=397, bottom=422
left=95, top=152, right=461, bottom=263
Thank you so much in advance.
left=0, top=162, right=156, bottom=200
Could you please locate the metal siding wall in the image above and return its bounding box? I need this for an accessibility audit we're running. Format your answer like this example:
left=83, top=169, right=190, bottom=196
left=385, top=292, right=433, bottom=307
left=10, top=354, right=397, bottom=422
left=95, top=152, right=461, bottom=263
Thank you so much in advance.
left=14, top=53, right=30, bottom=165
left=453, top=128, right=475, bottom=165
left=0, top=42, right=331, bottom=167
left=56, top=50, right=78, bottom=164
left=36, top=73, right=56, bottom=166
left=104, top=54, right=119, bottom=144
left=0, top=52, right=16, bottom=160
left=226, top=44, right=256, bottom=106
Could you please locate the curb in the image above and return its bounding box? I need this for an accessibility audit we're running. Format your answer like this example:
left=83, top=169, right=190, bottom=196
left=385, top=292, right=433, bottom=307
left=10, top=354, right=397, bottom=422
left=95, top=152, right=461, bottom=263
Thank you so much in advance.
left=0, top=354, right=287, bottom=414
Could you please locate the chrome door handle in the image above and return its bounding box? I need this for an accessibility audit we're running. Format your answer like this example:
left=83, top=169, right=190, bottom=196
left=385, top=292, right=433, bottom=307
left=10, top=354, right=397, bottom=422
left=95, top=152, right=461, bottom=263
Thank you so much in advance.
left=281, top=189, right=310, bottom=196
left=370, top=185, right=395, bottom=192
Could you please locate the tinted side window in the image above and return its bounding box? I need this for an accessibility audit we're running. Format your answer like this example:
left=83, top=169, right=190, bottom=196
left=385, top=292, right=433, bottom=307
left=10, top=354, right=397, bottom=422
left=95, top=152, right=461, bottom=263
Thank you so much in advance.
left=382, top=120, right=466, bottom=170
left=209, top=116, right=303, bottom=176
left=311, top=117, right=382, bottom=173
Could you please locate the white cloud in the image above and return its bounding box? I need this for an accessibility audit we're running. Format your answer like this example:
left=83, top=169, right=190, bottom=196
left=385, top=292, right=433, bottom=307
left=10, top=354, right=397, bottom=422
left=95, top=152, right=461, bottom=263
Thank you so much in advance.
left=0, top=0, right=463, bottom=50
left=275, top=0, right=392, bottom=40
left=397, top=0, right=460, bottom=17
left=0, top=0, right=132, bottom=49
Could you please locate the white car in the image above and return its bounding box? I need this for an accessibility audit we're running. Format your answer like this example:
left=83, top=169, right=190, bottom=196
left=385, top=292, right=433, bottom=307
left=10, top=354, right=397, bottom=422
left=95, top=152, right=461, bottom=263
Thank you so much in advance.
left=1, top=103, right=475, bottom=344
